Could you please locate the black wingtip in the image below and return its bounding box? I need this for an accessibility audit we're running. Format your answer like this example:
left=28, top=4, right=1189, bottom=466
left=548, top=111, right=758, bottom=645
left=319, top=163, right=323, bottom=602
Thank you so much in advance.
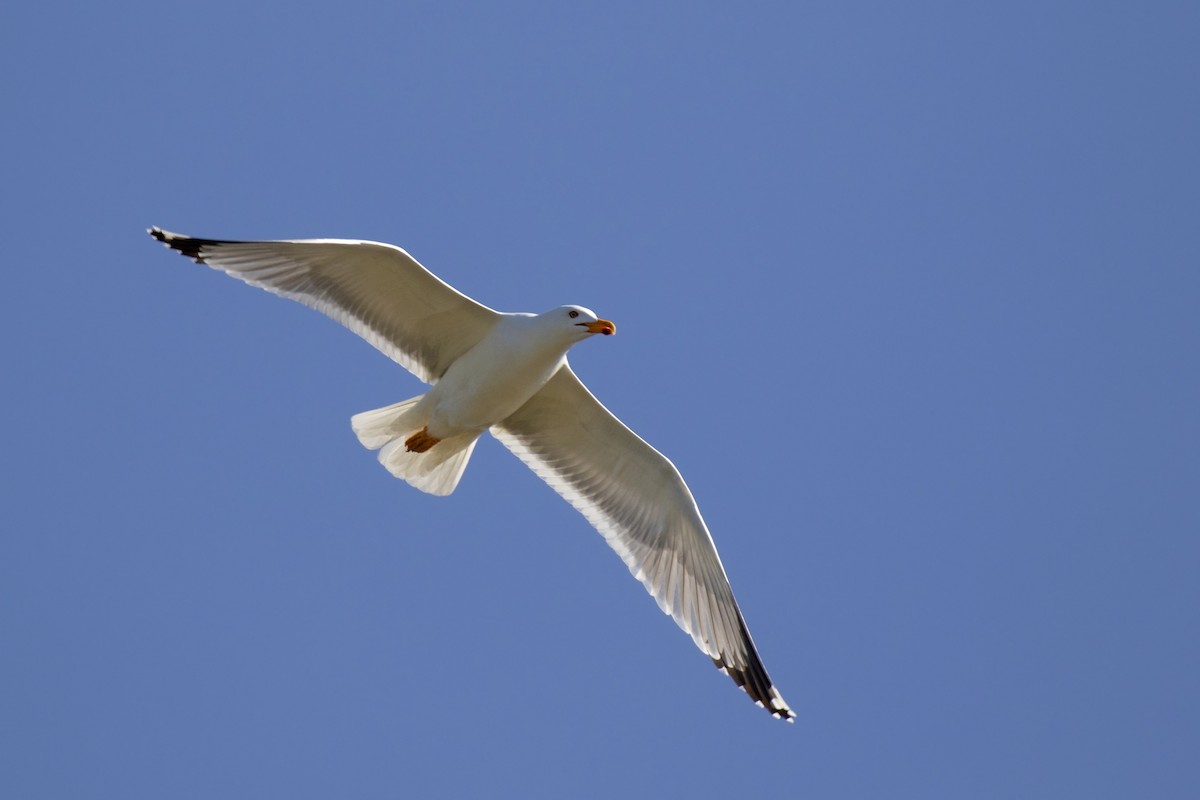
left=148, top=226, right=209, bottom=263
left=713, top=614, right=796, bottom=722
left=716, top=656, right=796, bottom=722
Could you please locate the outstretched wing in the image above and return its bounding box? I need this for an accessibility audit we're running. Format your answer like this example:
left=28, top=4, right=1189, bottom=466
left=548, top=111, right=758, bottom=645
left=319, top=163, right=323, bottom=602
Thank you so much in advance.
left=150, top=227, right=500, bottom=383
left=492, top=366, right=794, bottom=721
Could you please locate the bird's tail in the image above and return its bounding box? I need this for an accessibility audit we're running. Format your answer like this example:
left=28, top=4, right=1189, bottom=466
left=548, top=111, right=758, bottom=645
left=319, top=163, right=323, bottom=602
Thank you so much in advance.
left=350, top=396, right=479, bottom=497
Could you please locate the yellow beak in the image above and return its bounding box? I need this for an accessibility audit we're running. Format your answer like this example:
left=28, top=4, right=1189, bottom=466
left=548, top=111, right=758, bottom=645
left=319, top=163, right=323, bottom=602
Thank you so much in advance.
left=579, top=319, right=616, bottom=336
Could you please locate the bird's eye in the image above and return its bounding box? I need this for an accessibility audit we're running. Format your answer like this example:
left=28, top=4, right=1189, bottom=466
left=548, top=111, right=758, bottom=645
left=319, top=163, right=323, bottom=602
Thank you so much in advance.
left=568, top=310, right=579, bottom=318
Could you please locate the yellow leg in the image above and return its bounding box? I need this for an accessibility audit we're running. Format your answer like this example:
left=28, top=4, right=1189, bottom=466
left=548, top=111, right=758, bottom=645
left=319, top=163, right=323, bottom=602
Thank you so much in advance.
left=404, top=427, right=441, bottom=453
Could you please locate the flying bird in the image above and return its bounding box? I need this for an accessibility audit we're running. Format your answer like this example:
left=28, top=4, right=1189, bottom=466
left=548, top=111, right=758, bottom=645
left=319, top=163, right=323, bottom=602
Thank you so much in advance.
left=149, top=226, right=795, bottom=721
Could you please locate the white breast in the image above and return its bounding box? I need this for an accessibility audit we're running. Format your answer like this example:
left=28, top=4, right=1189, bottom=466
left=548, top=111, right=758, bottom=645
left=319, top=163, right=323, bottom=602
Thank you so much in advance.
left=423, top=314, right=573, bottom=436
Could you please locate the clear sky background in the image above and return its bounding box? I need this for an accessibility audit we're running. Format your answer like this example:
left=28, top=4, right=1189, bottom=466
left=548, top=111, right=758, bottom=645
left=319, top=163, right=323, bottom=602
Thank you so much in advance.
left=2, top=2, right=1197, bottom=797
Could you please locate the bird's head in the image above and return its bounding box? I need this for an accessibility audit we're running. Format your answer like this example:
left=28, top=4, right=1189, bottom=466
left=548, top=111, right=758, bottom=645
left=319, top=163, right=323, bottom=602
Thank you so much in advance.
left=546, top=305, right=616, bottom=339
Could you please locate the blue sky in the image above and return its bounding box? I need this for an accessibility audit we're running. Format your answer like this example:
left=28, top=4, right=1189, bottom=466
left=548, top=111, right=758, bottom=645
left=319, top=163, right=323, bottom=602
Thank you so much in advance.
left=2, top=1, right=1197, bottom=797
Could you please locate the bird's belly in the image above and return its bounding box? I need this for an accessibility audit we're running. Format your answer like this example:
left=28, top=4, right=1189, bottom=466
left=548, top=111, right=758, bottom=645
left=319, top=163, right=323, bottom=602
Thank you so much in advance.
left=424, top=344, right=564, bottom=437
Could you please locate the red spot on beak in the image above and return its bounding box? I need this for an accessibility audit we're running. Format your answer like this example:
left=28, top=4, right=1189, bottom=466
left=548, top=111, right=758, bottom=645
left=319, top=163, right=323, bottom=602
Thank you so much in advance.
left=579, top=319, right=616, bottom=336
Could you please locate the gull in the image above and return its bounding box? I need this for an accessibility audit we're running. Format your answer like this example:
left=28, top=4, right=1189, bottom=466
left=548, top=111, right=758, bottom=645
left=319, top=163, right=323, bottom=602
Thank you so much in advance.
left=149, top=226, right=795, bottom=721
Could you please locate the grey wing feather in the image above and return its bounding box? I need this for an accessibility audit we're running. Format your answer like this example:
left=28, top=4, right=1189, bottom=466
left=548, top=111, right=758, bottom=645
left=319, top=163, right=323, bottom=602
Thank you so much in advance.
left=491, top=366, right=794, bottom=720
left=150, top=227, right=499, bottom=383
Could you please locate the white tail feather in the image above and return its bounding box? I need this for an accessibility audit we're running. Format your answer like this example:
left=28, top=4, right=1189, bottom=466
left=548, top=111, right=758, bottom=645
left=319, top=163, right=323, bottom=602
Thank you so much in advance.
left=378, top=432, right=478, bottom=496
left=351, top=395, right=426, bottom=449
left=350, top=396, right=479, bottom=496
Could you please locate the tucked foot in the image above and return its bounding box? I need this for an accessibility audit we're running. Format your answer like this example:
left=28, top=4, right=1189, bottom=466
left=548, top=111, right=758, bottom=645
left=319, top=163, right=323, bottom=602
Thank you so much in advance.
left=404, top=427, right=441, bottom=453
